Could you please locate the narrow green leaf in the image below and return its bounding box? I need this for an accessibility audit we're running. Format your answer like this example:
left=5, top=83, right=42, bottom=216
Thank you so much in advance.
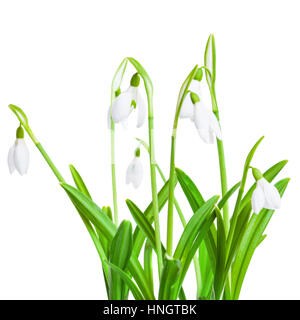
left=132, top=179, right=172, bottom=256
left=105, top=261, right=145, bottom=300
left=144, top=240, right=154, bottom=295
left=69, top=164, right=92, bottom=199
left=175, top=167, right=205, bottom=212
left=109, top=220, right=133, bottom=300
left=175, top=167, right=217, bottom=273
left=213, top=206, right=227, bottom=300
left=218, top=182, right=240, bottom=210
left=174, top=196, right=219, bottom=260
left=174, top=213, right=216, bottom=298
left=126, top=199, right=157, bottom=252
left=159, top=256, right=181, bottom=300
left=226, top=203, right=252, bottom=274
left=61, top=183, right=116, bottom=240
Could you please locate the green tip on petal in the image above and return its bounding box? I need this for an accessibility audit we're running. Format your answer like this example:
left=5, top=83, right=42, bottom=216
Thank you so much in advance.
left=252, top=167, right=263, bottom=181
left=194, top=68, right=203, bottom=82
left=135, top=147, right=140, bottom=157
left=190, top=92, right=200, bottom=104
left=130, top=73, right=140, bottom=87
left=115, top=87, right=121, bottom=97
left=16, top=125, right=24, bottom=139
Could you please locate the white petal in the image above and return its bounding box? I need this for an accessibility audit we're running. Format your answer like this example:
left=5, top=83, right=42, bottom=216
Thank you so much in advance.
left=251, top=184, right=265, bottom=213
left=126, top=158, right=143, bottom=188
left=193, top=102, right=213, bottom=144
left=194, top=101, right=221, bottom=143
left=180, top=93, right=194, bottom=119
left=121, top=118, right=129, bottom=130
left=259, top=178, right=281, bottom=210
left=208, top=111, right=222, bottom=140
left=136, top=91, right=146, bottom=128
left=7, top=144, right=16, bottom=174
left=188, top=80, right=201, bottom=93
left=111, top=89, right=134, bottom=124
left=14, top=139, right=29, bottom=175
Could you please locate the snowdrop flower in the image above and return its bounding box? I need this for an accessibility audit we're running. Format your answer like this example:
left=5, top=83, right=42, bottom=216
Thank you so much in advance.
left=110, top=73, right=146, bottom=128
left=180, top=92, right=222, bottom=144
left=180, top=69, right=203, bottom=119
left=251, top=167, right=281, bottom=214
left=8, top=126, right=29, bottom=175
left=126, top=148, right=143, bottom=188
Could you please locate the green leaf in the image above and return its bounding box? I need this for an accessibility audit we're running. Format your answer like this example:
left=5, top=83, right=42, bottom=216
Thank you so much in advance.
left=172, top=196, right=218, bottom=298
left=144, top=240, right=154, bottom=294
left=218, top=182, right=240, bottom=210
left=226, top=203, right=252, bottom=274
left=231, top=178, right=290, bottom=299
left=173, top=196, right=218, bottom=260
left=198, top=241, right=214, bottom=299
left=109, top=220, right=133, bottom=300
left=159, top=256, right=181, bottom=300
left=132, top=179, right=172, bottom=256
left=213, top=206, right=227, bottom=300
left=126, top=199, right=157, bottom=252
left=174, top=212, right=216, bottom=298
left=175, top=167, right=205, bottom=212
left=175, top=167, right=217, bottom=274
left=105, top=261, right=145, bottom=300
left=69, top=164, right=92, bottom=199
left=61, top=183, right=116, bottom=241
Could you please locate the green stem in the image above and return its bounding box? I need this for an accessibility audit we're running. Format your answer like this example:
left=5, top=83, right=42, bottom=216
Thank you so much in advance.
left=209, top=89, right=230, bottom=236
left=110, top=120, right=118, bottom=226
left=36, top=143, right=65, bottom=183
left=127, top=57, right=163, bottom=278
left=109, top=58, right=128, bottom=226
left=166, top=135, right=176, bottom=255
left=148, top=114, right=163, bottom=276
left=156, top=163, right=202, bottom=297
left=166, top=65, right=198, bottom=257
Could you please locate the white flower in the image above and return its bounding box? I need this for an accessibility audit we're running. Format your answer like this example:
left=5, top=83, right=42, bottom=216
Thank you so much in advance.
left=110, top=74, right=146, bottom=128
left=126, top=157, right=143, bottom=189
left=180, top=92, right=222, bottom=144
left=8, top=138, right=29, bottom=175
left=251, top=178, right=281, bottom=213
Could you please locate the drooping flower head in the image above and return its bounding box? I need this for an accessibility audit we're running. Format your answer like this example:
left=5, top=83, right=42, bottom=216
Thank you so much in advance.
left=251, top=167, right=281, bottom=213
left=109, top=73, right=146, bottom=128
left=126, top=147, right=143, bottom=189
left=180, top=90, right=222, bottom=144
left=8, top=125, right=29, bottom=175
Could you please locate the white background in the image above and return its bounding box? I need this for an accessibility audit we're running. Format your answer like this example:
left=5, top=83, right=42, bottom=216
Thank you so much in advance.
left=0, top=0, right=299, bottom=300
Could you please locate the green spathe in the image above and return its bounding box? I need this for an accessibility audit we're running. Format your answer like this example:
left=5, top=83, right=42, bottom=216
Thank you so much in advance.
left=194, top=68, right=203, bottom=82
left=16, top=125, right=24, bottom=139
left=252, top=167, right=263, bottom=181
left=190, top=92, right=200, bottom=104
